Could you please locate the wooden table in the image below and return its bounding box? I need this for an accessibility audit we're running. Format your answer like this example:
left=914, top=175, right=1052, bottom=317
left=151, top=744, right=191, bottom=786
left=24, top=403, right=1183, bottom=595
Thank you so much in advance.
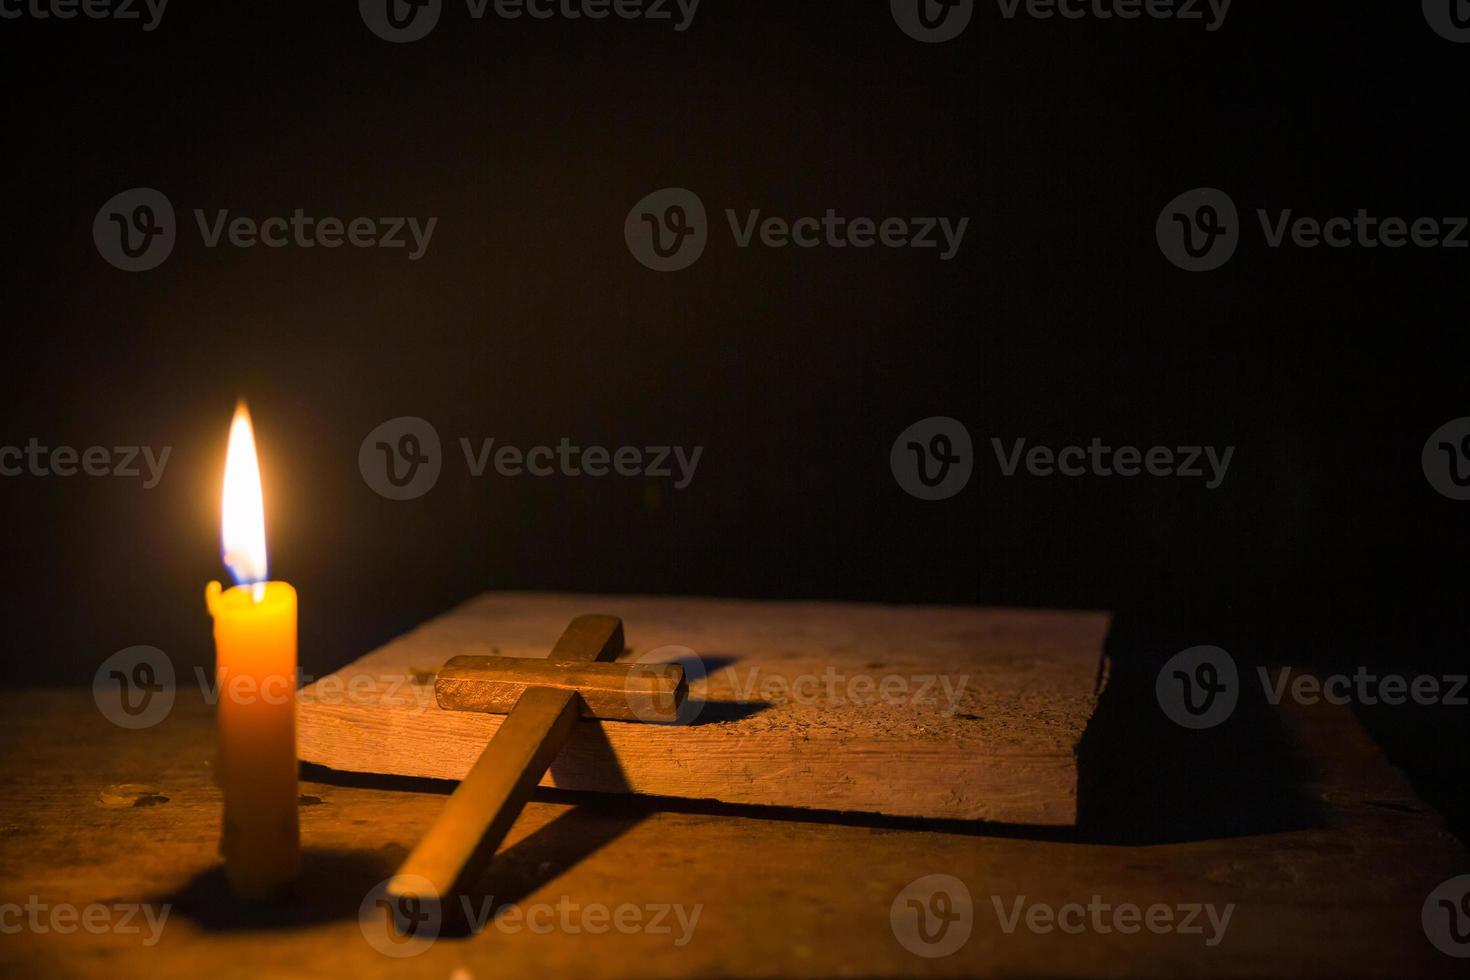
left=2, top=679, right=1466, bottom=977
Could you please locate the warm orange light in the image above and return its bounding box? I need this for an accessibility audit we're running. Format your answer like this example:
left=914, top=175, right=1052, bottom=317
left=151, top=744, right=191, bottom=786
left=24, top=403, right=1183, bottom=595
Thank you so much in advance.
left=207, top=400, right=299, bottom=901
left=221, top=401, right=268, bottom=589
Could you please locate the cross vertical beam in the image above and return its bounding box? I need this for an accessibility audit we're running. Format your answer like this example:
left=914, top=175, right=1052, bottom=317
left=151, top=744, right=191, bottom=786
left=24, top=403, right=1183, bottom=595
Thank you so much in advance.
left=387, top=614, right=628, bottom=905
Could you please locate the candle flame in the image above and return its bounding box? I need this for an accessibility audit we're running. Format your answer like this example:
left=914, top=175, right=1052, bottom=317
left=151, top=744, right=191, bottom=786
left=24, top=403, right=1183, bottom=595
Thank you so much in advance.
left=221, top=401, right=268, bottom=591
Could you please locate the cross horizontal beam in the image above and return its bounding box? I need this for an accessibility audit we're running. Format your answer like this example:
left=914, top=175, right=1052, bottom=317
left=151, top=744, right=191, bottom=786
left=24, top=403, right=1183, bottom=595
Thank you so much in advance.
left=436, top=655, right=686, bottom=721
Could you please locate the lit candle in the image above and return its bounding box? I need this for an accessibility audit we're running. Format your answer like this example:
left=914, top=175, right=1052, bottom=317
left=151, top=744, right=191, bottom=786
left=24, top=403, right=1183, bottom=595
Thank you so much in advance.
left=205, top=402, right=300, bottom=899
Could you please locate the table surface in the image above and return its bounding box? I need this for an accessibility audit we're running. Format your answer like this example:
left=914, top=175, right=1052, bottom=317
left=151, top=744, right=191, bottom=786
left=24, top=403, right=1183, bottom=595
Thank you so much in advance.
left=2, top=682, right=1467, bottom=979
left=298, top=592, right=1113, bottom=824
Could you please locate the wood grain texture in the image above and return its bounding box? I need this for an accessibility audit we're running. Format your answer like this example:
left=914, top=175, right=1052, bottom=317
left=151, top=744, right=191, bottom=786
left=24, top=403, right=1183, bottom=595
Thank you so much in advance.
left=436, top=656, right=686, bottom=721
left=1, top=684, right=1465, bottom=978
left=297, top=592, right=1111, bottom=824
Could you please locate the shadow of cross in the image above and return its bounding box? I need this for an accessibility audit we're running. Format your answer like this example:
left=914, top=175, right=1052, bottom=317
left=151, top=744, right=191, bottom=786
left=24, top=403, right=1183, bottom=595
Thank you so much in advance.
left=384, top=615, right=685, bottom=924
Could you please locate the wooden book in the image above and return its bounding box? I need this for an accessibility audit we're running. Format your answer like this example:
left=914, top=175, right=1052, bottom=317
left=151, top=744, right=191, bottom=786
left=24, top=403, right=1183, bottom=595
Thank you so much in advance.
left=296, top=592, right=1110, bottom=825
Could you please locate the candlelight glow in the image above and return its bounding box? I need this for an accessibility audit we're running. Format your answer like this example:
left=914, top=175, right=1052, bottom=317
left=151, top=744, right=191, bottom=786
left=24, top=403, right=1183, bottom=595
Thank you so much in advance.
left=221, top=401, right=268, bottom=589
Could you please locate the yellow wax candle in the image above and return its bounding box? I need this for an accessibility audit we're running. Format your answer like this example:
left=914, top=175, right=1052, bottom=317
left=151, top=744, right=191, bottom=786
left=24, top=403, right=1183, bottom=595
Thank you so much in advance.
left=205, top=402, right=300, bottom=900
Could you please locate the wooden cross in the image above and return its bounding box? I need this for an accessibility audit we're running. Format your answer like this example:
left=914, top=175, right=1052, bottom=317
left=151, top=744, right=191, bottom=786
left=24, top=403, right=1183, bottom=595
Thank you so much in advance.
left=387, top=614, right=686, bottom=906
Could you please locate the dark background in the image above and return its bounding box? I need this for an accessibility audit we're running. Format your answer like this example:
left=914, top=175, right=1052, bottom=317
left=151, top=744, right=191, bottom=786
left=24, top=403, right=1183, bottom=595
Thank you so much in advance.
left=1, top=2, right=1466, bottom=836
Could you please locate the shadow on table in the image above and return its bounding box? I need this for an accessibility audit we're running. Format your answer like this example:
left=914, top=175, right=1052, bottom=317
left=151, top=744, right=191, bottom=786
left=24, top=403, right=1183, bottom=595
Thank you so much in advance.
left=149, top=845, right=406, bottom=932
left=147, top=801, right=647, bottom=936
left=155, top=721, right=650, bottom=935
left=441, top=803, right=648, bottom=937
left=1070, top=610, right=1326, bottom=845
